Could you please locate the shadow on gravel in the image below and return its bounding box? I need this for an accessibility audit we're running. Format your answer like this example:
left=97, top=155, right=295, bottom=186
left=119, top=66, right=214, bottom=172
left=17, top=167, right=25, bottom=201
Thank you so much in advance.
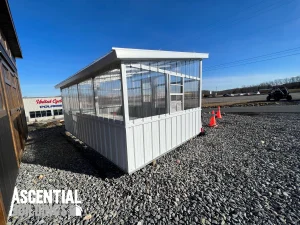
left=22, top=126, right=124, bottom=179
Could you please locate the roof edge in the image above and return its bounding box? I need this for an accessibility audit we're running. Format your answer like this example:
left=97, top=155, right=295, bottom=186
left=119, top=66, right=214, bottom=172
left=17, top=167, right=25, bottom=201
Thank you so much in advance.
left=113, top=47, right=209, bottom=60
left=4, top=0, right=22, bottom=58
left=55, top=47, right=209, bottom=89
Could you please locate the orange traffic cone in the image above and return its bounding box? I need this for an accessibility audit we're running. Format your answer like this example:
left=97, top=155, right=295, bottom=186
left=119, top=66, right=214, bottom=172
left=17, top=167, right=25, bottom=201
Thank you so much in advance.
left=216, top=106, right=222, bottom=119
left=208, top=110, right=217, bottom=127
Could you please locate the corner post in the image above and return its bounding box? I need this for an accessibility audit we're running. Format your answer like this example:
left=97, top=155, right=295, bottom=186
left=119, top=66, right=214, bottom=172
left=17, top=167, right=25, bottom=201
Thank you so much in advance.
left=120, top=63, right=129, bottom=125
left=199, top=60, right=202, bottom=108
left=92, top=77, right=97, bottom=115
left=77, top=84, right=81, bottom=114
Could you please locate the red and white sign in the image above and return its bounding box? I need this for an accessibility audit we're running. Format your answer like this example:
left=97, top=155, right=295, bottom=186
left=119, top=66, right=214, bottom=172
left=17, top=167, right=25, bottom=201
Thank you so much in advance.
left=36, top=98, right=62, bottom=105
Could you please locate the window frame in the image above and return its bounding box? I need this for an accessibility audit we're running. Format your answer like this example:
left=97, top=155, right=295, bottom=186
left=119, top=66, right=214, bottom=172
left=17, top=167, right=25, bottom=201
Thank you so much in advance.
left=29, top=112, right=36, bottom=118
left=169, top=75, right=184, bottom=113
left=46, top=110, right=52, bottom=117
left=3, top=66, right=11, bottom=86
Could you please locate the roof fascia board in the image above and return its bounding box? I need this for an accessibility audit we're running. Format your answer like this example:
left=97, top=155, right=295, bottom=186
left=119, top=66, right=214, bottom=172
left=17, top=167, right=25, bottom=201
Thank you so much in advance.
left=113, top=47, right=209, bottom=60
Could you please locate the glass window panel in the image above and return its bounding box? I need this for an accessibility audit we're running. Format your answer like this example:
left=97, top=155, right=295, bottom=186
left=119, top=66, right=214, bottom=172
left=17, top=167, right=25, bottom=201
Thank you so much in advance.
left=69, top=85, right=80, bottom=114
left=35, top=111, right=41, bottom=118
left=170, top=76, right=177, bottom=84
left=184, top=78, right=200, bottom=110
left=170, top=95, right=182, bottom=113
left=166, top=60, right=200, bottom=77
left=78, top=79, right=95, bottom=115
left=29, top=112, right=35, bottom=118
left=46, top=110, right=52, bottom=116
left=94, top=67, right=123, bottom=121
left=61, top=88, right=70, bottom=112
left=171, top=85, right=182, bottom=93
left=58, top=109, right=63, bottom=115
left=126, top=62, right=166, bottom=120
left=41, top=111, right=47, bottom=117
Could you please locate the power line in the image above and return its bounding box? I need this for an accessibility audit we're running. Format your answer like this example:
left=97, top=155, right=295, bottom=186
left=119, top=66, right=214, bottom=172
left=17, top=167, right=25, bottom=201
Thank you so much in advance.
left=205, top=46, right=300, bottom=70
left=208, top=14, right=300, bottom=54
left=210, top=0, right=296, bottom=34
left=169, top=0, right=294, bottom=46
left=203, top=52, right=300, bottom=72
left=197, top=0, right=266, bottom=33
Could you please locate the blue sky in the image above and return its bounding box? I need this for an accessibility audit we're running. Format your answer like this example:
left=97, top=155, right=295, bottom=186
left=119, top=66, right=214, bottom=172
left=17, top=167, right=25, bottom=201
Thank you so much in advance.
left=9, top=0, right=300, bottom=96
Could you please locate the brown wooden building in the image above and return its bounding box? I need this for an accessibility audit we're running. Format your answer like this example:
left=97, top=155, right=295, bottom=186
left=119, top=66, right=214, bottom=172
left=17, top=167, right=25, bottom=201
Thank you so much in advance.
left=0, top=0, right=27, bottom=224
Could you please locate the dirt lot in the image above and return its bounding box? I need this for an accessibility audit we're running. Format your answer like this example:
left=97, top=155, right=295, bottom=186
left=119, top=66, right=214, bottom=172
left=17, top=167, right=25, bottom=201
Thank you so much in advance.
left=8, top=112, right=300, bottom=225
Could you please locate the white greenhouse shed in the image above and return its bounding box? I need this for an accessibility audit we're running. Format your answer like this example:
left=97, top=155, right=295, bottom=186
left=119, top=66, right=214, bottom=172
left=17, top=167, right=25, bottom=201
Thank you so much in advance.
left=55, top=48, right=209, bottom=173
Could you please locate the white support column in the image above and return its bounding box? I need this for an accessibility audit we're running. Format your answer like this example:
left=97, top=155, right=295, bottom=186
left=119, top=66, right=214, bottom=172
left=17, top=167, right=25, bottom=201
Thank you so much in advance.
left=182, top=77, right=185, bottom=110
left=92, top=77, right=97, bottom=115
left=165, top=74, right=169, bottom=114
left=77, top=84, right=81, bottom=114
left=199, top=60, right=202, bottom=108
left=120, top=63, right=129, bottom=125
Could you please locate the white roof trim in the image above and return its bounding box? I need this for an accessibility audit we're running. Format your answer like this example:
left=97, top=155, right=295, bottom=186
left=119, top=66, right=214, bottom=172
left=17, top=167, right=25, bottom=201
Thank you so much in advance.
left=55, top=47, right=209, bottom=89
left=113, top=47, right=209, bottom=60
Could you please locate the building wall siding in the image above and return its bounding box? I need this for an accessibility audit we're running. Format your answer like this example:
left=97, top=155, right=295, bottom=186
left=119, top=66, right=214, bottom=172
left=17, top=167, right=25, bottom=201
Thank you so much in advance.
left=23, top=97, right=63, bottom=123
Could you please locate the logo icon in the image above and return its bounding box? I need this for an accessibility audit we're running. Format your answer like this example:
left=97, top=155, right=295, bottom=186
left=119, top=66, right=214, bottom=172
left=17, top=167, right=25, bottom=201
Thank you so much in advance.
left=69, top=205, right=82, bottom=216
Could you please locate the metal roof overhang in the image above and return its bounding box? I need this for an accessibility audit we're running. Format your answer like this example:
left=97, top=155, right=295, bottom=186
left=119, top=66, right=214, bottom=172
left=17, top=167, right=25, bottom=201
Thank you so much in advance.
left=55, top=48, right=209, bottom=89
left=0, top=0, right=22, bottom=58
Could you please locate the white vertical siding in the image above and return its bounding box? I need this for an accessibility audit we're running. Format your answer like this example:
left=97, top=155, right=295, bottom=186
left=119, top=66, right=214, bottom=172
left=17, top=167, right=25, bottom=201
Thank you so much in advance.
left=126, top=108, right=202, bottom=173
left=64, top=113, right=128, bottom=172
left=64, top=108, right=202, bottom=174
left=166, top=118, right=172, bottom=150
left=159, top=120, right=166, bottom=154
left=144, top=123, right=153, bottom=162
left=152, top=121, right=160, bottom=158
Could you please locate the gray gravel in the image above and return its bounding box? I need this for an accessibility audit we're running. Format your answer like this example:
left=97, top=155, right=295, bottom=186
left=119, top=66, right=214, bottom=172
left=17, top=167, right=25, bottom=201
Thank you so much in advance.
left=9, top=113, right=300, bottom=225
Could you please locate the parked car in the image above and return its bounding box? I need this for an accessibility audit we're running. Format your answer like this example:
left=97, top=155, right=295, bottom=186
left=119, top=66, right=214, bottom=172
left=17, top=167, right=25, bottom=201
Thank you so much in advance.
left=223, top=93, right=234, bottom=97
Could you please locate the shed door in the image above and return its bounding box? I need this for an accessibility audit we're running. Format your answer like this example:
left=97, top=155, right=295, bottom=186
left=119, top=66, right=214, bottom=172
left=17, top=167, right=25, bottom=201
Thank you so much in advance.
left=2, top=66, right=25, bottom=160
left=0, top=64, right=19, bottom=224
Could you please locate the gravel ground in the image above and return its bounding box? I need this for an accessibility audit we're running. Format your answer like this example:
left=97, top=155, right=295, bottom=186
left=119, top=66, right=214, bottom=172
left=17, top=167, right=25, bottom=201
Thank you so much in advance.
left=9, top=113, right=300, bottom=225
